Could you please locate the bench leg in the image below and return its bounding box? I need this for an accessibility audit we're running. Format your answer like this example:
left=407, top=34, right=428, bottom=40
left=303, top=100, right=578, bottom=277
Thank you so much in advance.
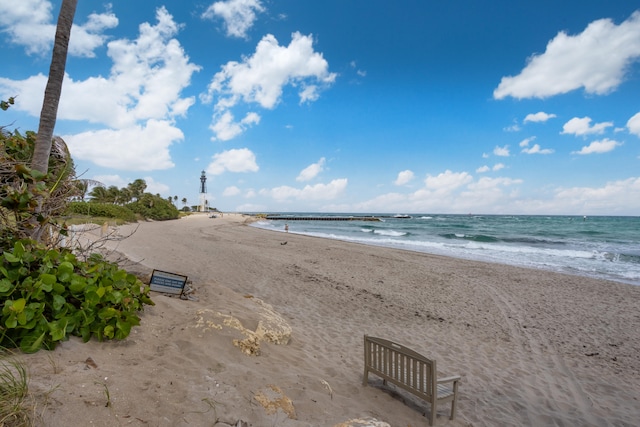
left=450, top=397, right=457, bottom=420
left=429, top=402, right=436, bottom=426
left=450, top=381, right=459, bottom=420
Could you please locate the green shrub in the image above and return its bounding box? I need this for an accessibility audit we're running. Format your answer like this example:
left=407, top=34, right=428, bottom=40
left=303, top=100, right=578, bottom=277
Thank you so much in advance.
left=66, top=202, right=137, bottom=222
left=0, top=239, right=154, bottom=353
left=1, top=128, right=78, bottom=246
left=126, top=194, right=179, bottom=221
left=1, top=107, right=153, bottom=354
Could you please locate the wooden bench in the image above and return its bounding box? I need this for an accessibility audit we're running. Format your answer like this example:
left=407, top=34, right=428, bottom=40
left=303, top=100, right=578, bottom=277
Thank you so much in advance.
left=363, top=335, right=460, bottom=426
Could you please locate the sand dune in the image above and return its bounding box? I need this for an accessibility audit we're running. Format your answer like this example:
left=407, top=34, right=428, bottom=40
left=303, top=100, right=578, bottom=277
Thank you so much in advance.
left=22, top=213, right=640, bottom=426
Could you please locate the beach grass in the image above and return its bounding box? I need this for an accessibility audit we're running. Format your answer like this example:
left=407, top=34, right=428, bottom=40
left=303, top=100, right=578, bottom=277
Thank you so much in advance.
left=0, top=352, right=33, bottom=427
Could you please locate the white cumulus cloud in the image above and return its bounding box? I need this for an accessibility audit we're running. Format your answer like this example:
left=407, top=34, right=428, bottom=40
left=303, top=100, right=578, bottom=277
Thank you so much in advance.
left=494, top=11, right=640, bottom=99
left=424, top=170, right=473, bottom=193
left=296, top=158, right=326, bottom=182
left=561, top=117, right=613, bottom=136
left=0, top=0, right=118, bottom=57
left=476, top=163, right=506, bottom=173
left=524, top=112, right=557, bottom=123
left=628, top=112, right=640, bottom=137
left=202, top=31, right=336, bottom=140
left=143, top=176, right=170, bottom=195
left=520, top=136, right=554, bottom=154
left=267, top=179, right=348, bottom=201
left=519, top=136, right=536, bottom=147
left=394, top=170, right=415, bottom=186
left=493, top=145, right=510, bottom=157
left=572, top=138, right=622, bottom=155
left=402, top=172, right=521, bottom=213
left=223, top=186, right=242, bottom=196
left=554, top=177, right=640, bottom=213
left=210, top=111, right=261, bottom=141
left=202, top=0, right=264, bottom=39
left=466, top=176, right=522, bottom=191
left=207, top=148, right=259, bottom=175
left=64, top=119, right=181, bottom=171
left=203, top=32, right=336, bottom=109
left=0, top=7, right=200, bottom=172
left=522, top=144, right=554, bottom=155
left=81, top=7, right=198, bottom=127
left=69, top=9, right=119, bottom=58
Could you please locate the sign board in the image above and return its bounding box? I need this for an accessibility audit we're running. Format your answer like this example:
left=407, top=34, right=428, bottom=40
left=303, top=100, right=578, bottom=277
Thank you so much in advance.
left=149, top=269, right=188, bottom=295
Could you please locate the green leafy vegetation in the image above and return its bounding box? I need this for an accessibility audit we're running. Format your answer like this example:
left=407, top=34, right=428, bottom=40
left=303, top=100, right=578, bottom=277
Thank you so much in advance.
left=126, top=193, right=180, bottom=221
left=2, top=110, right=154, bottom=354
left=80, top=178, right=181, bottom=221
left=66, top=201, right=137, bottom=223
left=0, top=239, right=154, bottom=353
left=0, top=97, right=15, bottom=111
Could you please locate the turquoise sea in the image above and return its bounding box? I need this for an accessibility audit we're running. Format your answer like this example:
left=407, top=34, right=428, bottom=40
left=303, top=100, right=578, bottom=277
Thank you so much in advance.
left=251, top=214, right=640, bottom=286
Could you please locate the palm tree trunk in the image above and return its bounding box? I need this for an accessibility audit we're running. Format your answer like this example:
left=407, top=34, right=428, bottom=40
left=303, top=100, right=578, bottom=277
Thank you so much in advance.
left=32, top=0, right=78, bottom=174
left=30, top=0, right=78, bottom=242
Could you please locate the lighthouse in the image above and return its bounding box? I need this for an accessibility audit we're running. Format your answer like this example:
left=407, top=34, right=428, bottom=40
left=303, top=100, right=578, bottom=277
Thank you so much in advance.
left=199, top=170, right=207, bottom=212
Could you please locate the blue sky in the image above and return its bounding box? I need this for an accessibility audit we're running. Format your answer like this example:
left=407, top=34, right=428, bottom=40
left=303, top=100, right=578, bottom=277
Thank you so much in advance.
left=1, top=0, right=639, bottom=215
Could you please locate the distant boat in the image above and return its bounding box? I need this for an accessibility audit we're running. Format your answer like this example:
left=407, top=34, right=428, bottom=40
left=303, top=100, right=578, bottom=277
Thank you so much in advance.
left=393, top=214, right=412, bottom=219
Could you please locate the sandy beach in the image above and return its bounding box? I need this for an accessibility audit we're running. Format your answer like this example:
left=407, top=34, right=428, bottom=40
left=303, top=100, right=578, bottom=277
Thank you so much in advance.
left=21, top=213, right=640, bottom=426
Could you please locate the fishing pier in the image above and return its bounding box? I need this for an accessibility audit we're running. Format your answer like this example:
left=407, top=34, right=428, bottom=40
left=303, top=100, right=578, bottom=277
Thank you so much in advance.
left=264, top=215, right=413, bottom=222
left=265, top=215, right=382, bottom=222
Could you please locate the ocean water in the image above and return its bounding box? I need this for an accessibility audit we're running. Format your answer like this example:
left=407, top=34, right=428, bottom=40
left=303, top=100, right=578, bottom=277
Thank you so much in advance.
left=251, top=214, right=640, bottom=286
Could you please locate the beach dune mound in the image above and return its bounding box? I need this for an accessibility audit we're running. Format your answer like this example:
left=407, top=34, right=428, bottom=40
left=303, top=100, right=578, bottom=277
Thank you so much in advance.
left=253, top=297, right=292, bottom=345
left=191, top=294, right=291, bottom=356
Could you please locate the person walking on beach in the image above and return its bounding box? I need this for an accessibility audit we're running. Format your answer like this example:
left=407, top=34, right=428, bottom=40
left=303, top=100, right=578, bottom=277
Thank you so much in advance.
left=285, top=224, right=289, bottom=233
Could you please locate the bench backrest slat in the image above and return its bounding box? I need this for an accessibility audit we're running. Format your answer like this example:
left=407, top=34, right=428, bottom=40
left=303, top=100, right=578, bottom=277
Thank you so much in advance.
left=364, top=335, right=436, bottom=401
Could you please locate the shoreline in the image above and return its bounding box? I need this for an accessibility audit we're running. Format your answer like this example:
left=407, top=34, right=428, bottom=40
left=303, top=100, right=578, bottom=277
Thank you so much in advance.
left=23, top=213, right=640, bottom=426
left=250, top=215, right=640, bottom=287
left=253, top=223, right=640, bottom=287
